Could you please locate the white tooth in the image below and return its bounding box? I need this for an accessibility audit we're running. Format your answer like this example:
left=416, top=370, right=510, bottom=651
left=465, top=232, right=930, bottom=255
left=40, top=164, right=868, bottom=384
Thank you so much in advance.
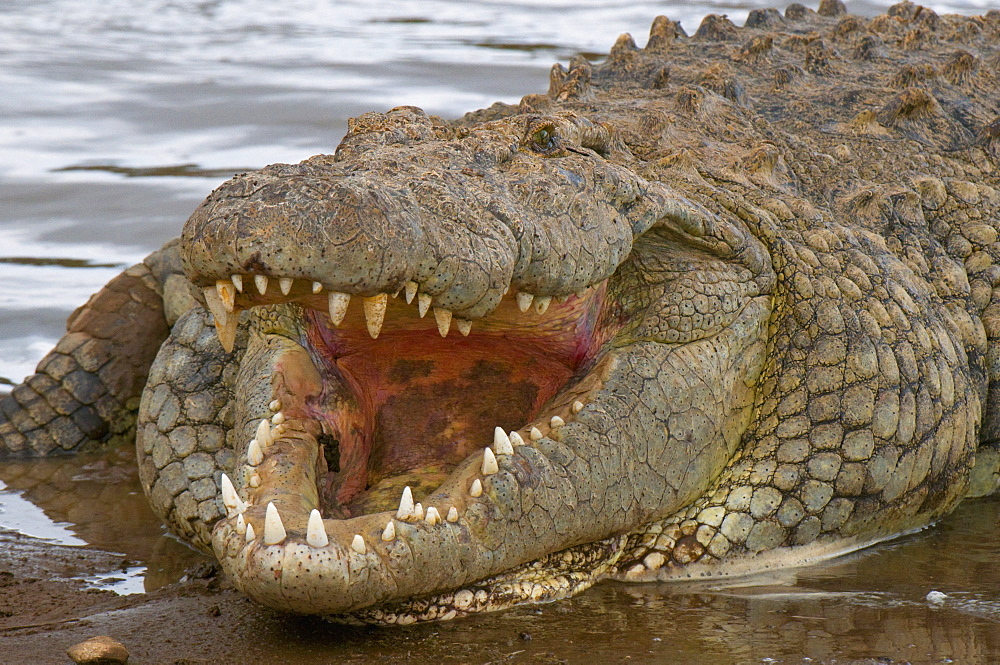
left=279, top=277, right=293, bottom=295
left=312, top=281, right=323, bottom=294
left=203, top=286, right=238, bottom=353
left=447, top=506, right=459, bottom=522
left=469, top=478, right=483, bottom=497
left=216, top=279, right=236, bottom=313
left=509, top=431, right=524, bottom=446
left=425, top=506, right=441, bottom=525
left=247, top=438, right=264, bottom=466
left=456, top=319, right=472, bottom=336
left=396, top=486, right=414, bottom=520
left=254, top=274, right=269, bottom=295
left=249, top=473, right=261, bottom=488
left=434, top=308, right=452, bottom=337
left=417, top=293, right=432, bottom=318
left=231, top=274, right=244, bottom=293
left=382, top=520, right=396, bottom=542
left=413, top=503, right=424, bottom=520
left=236, top=513, right=247, bottom=535
left=271, top=411, right=286, bottom=425
left=236, top=496, right=249, bottom=514
left=273, top=424, right=286, bottom=437
left=364, top=294, right=388, bottom=338
left=550, top=415, right=565, bottom=428
left=529, top=426, right=543, bottom=440
left=268, top=399, right=281, bottom=412
left=306, top=509, right=329, bottom=547
left=245, top=523, right=256, bottom=542
left=572, top=400, right=584, bottom=413
left=263, top=502, right=286, bottom=545
left=404, top=281, right=418, bottom=304
left=534, top=295, right=551, bottom=314
left=493, top=426, right=513, bottom=455
left=351, top=534, right=367, bottom=554
left=482, top=447, right=499, bottom=475
left=328, top=291, right=350, bottom=326
left=221, top=473, right=238, bottom=510
left=516, top=292, right=534, bottom=312
left=257, top=419, right=273, bottom=447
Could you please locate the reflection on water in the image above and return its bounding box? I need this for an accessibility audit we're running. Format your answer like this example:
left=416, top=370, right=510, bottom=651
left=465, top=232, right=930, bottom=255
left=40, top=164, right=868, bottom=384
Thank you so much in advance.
left=0, top=445, right=206, bottom=592
left=1, top=0, right=997, bottom=661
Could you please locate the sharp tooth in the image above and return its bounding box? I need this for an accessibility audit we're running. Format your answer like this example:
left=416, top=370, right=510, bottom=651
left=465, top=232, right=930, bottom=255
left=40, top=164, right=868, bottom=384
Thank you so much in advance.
left=456, top=319, right=472, bottom=336
left=404, top=281, right=418, bottom=304
left=396, top=486, right=414, bottom=520
left=493, top=426, right=513, bottom=455
left=236, top=496, right=249, bottom=514
left=271, top=411, right=286, bottom=425
left=279, top=277, right=294, bottom=295
left=268, top=399, right=281, bottom=412
left=364, top=293, right=388, bottom=338
left=434, top=308, right=452, bottom=337
left=509, top=431, right=524, bottom=446
left=482, top=447, right=499, bottom=475
left=203, top=286, right=239, bottom=353
left=254, top=274, right=269, bottom=295
left=382, top=521, right=396, bottom=541
left=425, top=506, right=441, bottom=525
left=446, top=506, right=459, bottom=522
left=534, top=295, right=551, bottom=315
left=263, top=502, right=286, bottom=545
left=236, top=513, right=247, bottom=535
left=312, top=281, right=323, bottom=294
left=216, top=279, right=236, bottom=312
left=572, top=400, right=584, bottom=413
left=550, top=415, right=565, bottom=428
left=247, top=438, right=264, bottom=466
left=249, top=473, right=261, bottom=488
left=417, top=292, right=432, bottom=318
left=529, top=426, right=543, bottom=440
left=516, top=292, right=534, bottom=312
left=231, top=274, right=244, bottom=293
left=351, top=534, right=367, bottom=554
left=328, top=291, right=350, bottom=326
left=306, top=509, right=329, bottom=547
left=245, top=523, right=256, bottom=542
left=221, top=473, right=238, bottom=510
left=469, top=478, right=483, bottom=497
left=257, top=419, right=273, bottom=447
left=413, top=503, right=424, bottom=520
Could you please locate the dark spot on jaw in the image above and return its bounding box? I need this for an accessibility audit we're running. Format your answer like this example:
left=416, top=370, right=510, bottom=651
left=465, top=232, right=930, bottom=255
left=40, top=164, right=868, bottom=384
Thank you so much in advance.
left=387, top=359, right=435, bottom=383
left=319, top=433, right=341, bottom=473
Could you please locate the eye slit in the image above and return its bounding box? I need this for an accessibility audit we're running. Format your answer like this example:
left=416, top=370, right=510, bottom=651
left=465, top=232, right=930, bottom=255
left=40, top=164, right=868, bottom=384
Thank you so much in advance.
left=529, top=124, right=557, bottom=152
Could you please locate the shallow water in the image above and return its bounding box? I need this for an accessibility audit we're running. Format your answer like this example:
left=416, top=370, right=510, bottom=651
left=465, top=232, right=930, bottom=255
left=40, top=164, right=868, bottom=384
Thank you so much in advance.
left=1, top=0, right=998, bottom=662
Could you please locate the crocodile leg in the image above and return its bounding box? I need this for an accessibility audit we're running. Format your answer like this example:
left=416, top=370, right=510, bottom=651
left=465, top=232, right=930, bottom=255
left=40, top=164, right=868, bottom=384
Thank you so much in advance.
left=0, top=240, right=192, bottom=456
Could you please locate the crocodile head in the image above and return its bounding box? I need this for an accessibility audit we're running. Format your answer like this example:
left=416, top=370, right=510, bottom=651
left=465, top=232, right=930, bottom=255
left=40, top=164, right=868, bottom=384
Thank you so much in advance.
left=179, top=106, right=776, bottom=622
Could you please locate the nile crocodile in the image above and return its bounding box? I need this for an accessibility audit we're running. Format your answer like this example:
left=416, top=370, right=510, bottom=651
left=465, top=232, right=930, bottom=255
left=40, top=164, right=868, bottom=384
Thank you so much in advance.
left=2, top=1, right=1000, bottom=624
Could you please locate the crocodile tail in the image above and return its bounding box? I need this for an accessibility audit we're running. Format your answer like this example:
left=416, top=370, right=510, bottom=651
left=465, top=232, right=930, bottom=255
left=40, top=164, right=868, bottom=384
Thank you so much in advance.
left=0, top=241, right=186, bottom=456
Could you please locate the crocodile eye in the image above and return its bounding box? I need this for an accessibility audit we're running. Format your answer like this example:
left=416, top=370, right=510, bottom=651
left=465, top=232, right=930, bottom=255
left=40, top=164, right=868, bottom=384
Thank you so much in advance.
left=529, top=125, right=557, bottom=152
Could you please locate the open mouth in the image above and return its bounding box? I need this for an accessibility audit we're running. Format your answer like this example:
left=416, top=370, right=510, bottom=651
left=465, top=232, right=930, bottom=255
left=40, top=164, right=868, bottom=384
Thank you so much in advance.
left=204, top=273, right=624, bottom=615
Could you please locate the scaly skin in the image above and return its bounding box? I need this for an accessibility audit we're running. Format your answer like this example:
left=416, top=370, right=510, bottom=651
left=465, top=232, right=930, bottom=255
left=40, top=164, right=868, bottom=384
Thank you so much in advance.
left=2, top=1, right=1000, bottom=624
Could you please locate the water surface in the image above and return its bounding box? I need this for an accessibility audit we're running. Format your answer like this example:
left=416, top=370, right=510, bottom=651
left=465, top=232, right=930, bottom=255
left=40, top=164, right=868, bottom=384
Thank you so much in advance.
left=1, top=1, right=997, bottom=662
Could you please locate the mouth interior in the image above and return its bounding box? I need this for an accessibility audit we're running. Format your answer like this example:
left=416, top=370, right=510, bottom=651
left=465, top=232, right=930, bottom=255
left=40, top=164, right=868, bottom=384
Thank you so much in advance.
left=284, top=287, right=613, bottom=519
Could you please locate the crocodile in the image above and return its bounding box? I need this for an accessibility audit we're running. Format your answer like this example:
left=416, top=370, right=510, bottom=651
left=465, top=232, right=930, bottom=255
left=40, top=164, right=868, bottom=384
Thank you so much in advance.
left=2, top=0, right=999, bottom=624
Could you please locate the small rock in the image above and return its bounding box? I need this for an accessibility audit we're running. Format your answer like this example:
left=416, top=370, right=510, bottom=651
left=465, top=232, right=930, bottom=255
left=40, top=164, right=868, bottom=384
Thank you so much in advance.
left=926, top=590, right=947, bottom=605
left=66, top=636, right=129, bottom=664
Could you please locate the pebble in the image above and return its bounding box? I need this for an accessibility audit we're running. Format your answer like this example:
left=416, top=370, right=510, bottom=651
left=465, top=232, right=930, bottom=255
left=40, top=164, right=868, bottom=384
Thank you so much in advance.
left=66, top=635, right=129, bottom=664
